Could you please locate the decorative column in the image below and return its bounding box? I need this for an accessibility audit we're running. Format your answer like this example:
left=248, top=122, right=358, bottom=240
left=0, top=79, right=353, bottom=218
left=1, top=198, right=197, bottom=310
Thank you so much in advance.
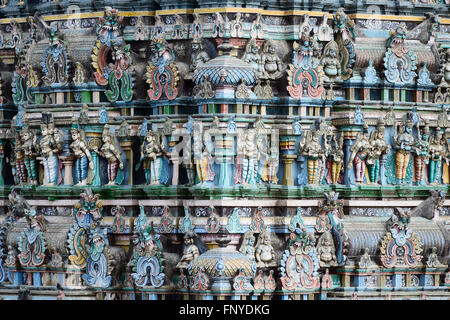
left=215, top=134, right=234, bottom=187
left=168, top=135, right=180, bottom=186
left=60, top=155, right=75, bottom=186
left=280, top=135, right=297, bottom=186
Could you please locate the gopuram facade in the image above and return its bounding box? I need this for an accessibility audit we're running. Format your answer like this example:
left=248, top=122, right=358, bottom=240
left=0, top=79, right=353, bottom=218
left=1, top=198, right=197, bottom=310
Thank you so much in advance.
left=0, top=0, right=448, bottom=300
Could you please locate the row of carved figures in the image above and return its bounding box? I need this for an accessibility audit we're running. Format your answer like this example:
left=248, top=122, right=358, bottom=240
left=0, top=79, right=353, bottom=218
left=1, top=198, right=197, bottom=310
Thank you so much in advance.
left=2, top=189, right=447, bottom=290
left=8, top=111, right=450, bottom=187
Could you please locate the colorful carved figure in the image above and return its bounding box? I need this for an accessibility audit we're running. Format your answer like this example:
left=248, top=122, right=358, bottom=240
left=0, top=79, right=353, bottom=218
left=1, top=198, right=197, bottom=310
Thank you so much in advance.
left=93, top=125, right=124, bottom=186
left=241, top=123, right=258, bottom=186
left=393, top=113, right=415, bottom=185
left=413, top=121, right=430, bottom=185
left=205, top=205, right=220, bottom=233
left=111, top=206, right=126, bottom=233
left=328, top=135, right=344, bottom=184
left=287, top=32, right=324, bottom=99
left=39, top=115, right=63, bottom=186
left=332, top=8, right=356, bottom=80
left=367, top=119, right=390, bottom=184
left=249, top=207, right=265, bottom=233
left=70, top=123, right=94, bottom=186
left=146, top=38, right=179, bottom=100
left=379, top=208, right=423, bottom=268
left=104, top=42, right=133, bottom=102
left=176, top=231, right=200, bottom=269
left=139, top=129, right=166, bottom=185
left=129, top=214, right=165, bottom=287
left=384, top=23, right=417, bottom=85
left=159, top=206, right=174, bottom=233
left=315, top=192, right=346, bottom=266
left=243, top=38, right=262, bottom=78
left=193, top=121, right=215, bottom=185
left=179, top=206, right=194, bottom=233
left=12, top=130, right=27, bottom=185
left=428, top=127, right=446, bottom=185
left=239, top=231, right=256, bottom=261
left=17, top=207, right=46, bottom=267
left=348, top=124, right=371, bottom=184
left=255, top=229, right=276, bottom=268
left=299, top=128, right=324, bottom=185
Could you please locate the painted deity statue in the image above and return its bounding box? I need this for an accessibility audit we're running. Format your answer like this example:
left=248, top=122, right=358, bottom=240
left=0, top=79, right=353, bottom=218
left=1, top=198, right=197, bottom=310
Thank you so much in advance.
left=39, top=118, right=63, bottom=186
left=413, top=122, right=430, bottom=185
left=348, top=125, right=371, bottom=184
left=140, top=130, right=166, bottom=185
left=329, top=135, right=344, bottom=184
left=19, top=125, right=39, bottom=185
left=367, top=119, right=390, bottom=184
left=243, top=38, right=263, bottom=78
left=255, top=229, right=276, bottom=268
left=193, top=121, right=215, bottom=185
left=93, top=125, right=124, bottom=185
left=190, top=39, right=210, bottom=72
left=300, top=129, right=325, bottom=185
left=393, top=114, right=415, bottom=185
left=70, top=123, right=94, bottom=186
left=176, top=231, right=200, bottom=269
left=428, top=127, right=446, bottom=185
left=260, top=40, right=283, bottom=80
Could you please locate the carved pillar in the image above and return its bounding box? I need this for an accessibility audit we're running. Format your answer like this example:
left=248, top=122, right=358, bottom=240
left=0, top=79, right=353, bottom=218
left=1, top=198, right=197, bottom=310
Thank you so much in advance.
left=60, top=155, right=75, bottom=186
left=168, top=136, right=179, bottom=186
left=282, top=155, right=297, bottom=186
left=215, top=134, right=234, bottom=187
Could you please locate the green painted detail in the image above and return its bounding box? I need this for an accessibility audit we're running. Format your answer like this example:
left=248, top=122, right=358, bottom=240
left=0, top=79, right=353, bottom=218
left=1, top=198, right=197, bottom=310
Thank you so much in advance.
left=81, top=91, right=91, bottom=103
left=385, top=152, right=413, bottom=185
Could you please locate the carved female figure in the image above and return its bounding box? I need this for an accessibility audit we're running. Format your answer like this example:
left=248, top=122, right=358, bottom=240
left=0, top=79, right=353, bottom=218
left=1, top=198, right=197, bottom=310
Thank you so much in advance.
left=413, top=123, right=430, bottom=185
left=70, top=124, right=94, bottom=186
left=367, top=120, right=390, bottom=184
left=242, top=125, right=258, bottom=186
left=39, top=121, right=62, bottom=186
left=239, top=231, right=256, bottom=261
left=393, top=115, right=415, bottom=185
left=93, top=125, right=124, bottom=185
left=300, top=129, right=323, bottom=185
left=428, top=127, right=446, bottom=184
left=140, top=131, right=165, bottom=185
left=316, top=231, right=338, bottom=267
left=260, top=40, right=283, bottom=80
left=348, top=125, right=371, bottom=184
left=193, top=122, right=215, bottom=185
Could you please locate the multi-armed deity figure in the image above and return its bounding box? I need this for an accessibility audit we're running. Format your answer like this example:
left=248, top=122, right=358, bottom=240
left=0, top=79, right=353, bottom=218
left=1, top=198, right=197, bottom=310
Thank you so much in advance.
left=21, top=125, right=39, bottom=185
left=367, top=119, right=390, bottom=184
left=428, top=127, right=446, bottom=185
left=39, top=114, right=63, bottom=186
left=93, top=124, right=124, bottom=185
left=299, top=128, right=325, bottom=185
left=393, top=113, right=415, bottom=185
left=413, top=121, right=430, bottom=185
left=139, top=129, right=166, bottom=185
left=70, top=123, right=94, bottom=186
left=348, top=124, right=371, bottom=184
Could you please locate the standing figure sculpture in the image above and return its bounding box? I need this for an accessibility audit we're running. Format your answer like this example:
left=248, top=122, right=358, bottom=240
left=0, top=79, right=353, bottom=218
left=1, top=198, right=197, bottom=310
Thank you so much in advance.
left=193, top=121, right=215, bottom=185
left=176, top=231, right=200, bottom=269
left=242, top=124, right=258, bottom=186
left=348, top=124, right=371, bottom=184
left=243, top=38, right=263, bottom=78
left=413, top=121, right=430, bottom=185
left=140, top=130, right=166, bottom=185
left=367, top=119, right=390, bottom=184
left=93, top=124, right=124, bottom=185
left=21, top=125, right=39, bottom=185
left=393, top=114, right=415, bottom=185
left=428, top=127, right=446, bottom=185
left=70, top=123, right=94, bottom=186
left=299, top=129, right=324, bottom=185
left=39, top=115, right=63, bottom=186
left=329, top=135, right=344, bottom=184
